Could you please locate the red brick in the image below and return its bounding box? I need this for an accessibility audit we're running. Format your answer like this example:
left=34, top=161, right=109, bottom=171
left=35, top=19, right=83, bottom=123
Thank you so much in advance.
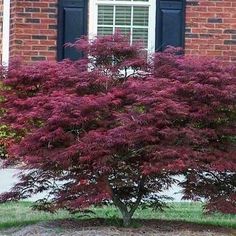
left=185, top=0, right=235, bottom=63
left=9, top=0, right=57, bottom=62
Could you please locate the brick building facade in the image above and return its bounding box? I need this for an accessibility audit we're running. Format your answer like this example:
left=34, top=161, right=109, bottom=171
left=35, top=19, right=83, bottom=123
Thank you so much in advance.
left=185, top=0, right=236, bottom=62
left=9, top=0, right=57, bottom=62
left=0, top=0, right=236, bottom=63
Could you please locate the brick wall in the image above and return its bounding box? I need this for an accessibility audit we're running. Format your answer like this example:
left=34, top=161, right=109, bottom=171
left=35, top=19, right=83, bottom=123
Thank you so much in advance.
left=0, top=0, right=3, bottom=62
left=185, top=0, right=236, bottom=63
left=7, top=0, right=236, bottom=63
left=9, top=0, right=57, bottom=62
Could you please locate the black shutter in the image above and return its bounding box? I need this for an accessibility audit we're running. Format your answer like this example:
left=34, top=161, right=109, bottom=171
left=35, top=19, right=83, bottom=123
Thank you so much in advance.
left=57, top=0, right=88, bottom=60
left=156, top=0, right=185, bottom=51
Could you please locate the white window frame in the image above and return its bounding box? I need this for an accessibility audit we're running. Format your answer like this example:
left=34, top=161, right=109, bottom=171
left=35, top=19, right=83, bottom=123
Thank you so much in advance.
left=2, top=0, right=10, bottom=66
left=89, top=0, right=156, bottom=53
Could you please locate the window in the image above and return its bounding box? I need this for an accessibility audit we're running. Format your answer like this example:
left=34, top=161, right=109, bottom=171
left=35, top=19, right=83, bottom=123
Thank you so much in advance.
left=89, top=0, right=156, bottom=52
left=57, top=0, right=185, bottom=60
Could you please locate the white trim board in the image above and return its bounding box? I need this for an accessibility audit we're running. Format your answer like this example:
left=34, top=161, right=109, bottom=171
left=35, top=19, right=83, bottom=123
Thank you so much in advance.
left=2, top=0, right=10, bottom=66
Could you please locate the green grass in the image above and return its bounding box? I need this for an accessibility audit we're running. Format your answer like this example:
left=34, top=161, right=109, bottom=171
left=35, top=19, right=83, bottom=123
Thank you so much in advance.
left=92, top=202, right=236, bottom=229
left=138, top=202, right=236, bottom=228
left=0, top=202, right=235, bottom=230
left=0, top=201, right=71, bottom=229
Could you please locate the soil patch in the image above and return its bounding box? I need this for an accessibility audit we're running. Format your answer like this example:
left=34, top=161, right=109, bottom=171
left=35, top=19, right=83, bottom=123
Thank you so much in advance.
left=1, top=219, right=235, bottom=236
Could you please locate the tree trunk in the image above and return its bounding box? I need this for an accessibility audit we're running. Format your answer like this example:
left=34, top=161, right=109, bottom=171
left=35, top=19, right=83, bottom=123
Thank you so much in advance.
left=111, top=195, right=133, bottom=227
left=121, top=210, right=132, bottom=227
left=108, top=176, right=146, bottom=227
left=112, top=181, right=145, bottom=226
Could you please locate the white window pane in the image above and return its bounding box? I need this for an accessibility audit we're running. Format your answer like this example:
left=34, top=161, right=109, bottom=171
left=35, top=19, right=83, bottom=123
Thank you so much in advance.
left=115, top=27, right=131, bottom=35
left=115, top=6, right=131, bottom=26
left=98, top=0, right=149, bottom=3
left=98, top=5, right=114, bottom=25
left=98, top=27, right=113, bottom=36
left=96, top=0, right=153, bottom=50
left=133, top=28, right=148, bottom=47
left=101, top=0, right=149, bottom=1
left=115, top=27, right=131, bottom=43
left=133, top=6, right=149, bottom=26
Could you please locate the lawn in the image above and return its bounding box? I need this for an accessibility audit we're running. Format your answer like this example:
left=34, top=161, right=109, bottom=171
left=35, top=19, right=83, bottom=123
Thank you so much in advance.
left=0, top=202, right=235, bottom=230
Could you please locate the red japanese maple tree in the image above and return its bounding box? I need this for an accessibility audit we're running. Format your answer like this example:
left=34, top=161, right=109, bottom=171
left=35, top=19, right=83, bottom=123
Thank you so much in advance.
left=0, top=33, right=235, bottom=226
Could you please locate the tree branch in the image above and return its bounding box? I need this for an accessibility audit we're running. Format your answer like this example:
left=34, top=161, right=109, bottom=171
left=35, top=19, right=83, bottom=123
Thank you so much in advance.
left=129, top=175, right=146, bottom=216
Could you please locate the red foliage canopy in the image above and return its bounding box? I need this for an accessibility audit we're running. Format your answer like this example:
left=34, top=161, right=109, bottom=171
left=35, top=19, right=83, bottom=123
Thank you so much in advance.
left=0, top=33, right=235, bottom=224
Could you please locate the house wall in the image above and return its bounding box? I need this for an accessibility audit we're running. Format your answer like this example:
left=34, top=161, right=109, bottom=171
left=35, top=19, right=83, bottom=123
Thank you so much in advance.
left=185, top=0, right=236, bottom=62
left=9, top=0, right=57, bottom=62
left=4, top=0, right=236, bottom=63
left=0, top=0, right=3, bottom=62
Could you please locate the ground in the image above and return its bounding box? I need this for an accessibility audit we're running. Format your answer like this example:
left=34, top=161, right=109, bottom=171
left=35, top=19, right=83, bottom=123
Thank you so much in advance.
left=0, top=219, right=235, bottom=236
left=0, top=192, right=235, bottom=236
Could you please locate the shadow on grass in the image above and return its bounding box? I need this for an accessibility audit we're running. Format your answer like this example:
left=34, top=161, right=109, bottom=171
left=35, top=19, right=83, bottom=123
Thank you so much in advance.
left=0, top=220, right=43, bottom=230
left=0, top=217, right=235, bottom=236
left=42, top=218, right=236, bottom=232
